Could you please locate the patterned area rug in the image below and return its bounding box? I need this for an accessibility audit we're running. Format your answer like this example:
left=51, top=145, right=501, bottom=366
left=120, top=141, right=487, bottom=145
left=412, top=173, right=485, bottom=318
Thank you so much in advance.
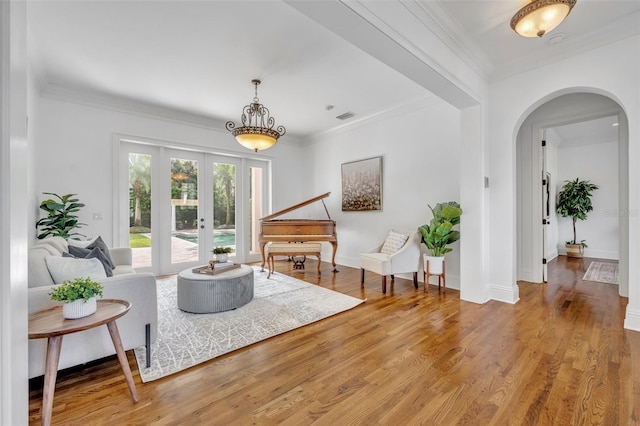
left=134, top=267, right=365, bottom=382
left=583, top=261, right=619, bottom=284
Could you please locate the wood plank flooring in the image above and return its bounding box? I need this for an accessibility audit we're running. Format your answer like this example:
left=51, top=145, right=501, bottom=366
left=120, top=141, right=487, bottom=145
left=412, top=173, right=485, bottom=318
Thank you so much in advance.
left=29, top=256, right=640, bottom=425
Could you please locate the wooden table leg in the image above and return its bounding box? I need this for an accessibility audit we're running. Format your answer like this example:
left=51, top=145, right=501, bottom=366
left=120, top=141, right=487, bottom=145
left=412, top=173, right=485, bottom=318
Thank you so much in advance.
left=41, top=335, right=63, bottom=426
left=106, top=321, right=139, bottom=402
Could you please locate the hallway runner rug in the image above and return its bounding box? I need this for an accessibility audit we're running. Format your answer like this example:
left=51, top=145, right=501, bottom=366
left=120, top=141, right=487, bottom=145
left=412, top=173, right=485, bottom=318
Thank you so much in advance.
left=583, top=261, right=619, bottom=284
left=134, top=267, right=365, bottom=382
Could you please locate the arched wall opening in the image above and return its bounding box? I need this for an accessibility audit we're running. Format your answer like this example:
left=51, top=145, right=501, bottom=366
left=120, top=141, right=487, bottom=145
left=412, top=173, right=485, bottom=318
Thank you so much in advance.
left=514, top=89, right=629, bottom=299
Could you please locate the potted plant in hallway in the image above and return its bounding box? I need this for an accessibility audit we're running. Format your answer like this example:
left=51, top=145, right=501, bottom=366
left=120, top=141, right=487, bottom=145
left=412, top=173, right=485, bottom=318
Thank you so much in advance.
left=418, top=201, right=463, bottom=276
left=49, top=277, right=104, bottom=319
left=212, top=246, right=233, bottom=262
left=556, top=177, right=599, bottom=258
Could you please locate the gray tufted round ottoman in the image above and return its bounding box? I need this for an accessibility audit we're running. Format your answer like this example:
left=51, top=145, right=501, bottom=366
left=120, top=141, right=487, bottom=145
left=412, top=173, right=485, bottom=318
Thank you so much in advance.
left=177, top=265, right=254, bottom=313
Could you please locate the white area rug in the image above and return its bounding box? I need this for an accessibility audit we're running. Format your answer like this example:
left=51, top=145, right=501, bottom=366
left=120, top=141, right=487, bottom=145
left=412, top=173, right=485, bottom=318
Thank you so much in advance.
left=583, top=261, right=619, bottom=284
left=134, top=267, right=365, bottom=382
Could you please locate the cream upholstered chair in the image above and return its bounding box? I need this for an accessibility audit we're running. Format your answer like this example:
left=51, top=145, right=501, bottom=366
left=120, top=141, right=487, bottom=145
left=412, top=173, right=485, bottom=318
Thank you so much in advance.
left=359, top=230, right=421, bottom=294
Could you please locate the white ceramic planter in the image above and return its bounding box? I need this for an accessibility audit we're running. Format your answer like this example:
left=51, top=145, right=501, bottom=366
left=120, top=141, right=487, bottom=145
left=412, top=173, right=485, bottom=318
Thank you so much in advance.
left=215, top=253, right=229, bottom=263
left=62, top=297, right=97, bottom=319
left=424, top=255, right=445, bottom=275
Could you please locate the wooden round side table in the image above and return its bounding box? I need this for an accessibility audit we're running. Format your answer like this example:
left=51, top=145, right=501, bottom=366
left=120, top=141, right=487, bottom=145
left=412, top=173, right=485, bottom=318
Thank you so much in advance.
left=28, top=299, right=138, bottom=426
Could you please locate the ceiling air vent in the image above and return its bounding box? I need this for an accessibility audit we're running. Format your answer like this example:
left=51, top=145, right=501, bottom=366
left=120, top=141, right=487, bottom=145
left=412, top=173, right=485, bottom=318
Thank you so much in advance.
left=336, top=112, right=355, bottom=120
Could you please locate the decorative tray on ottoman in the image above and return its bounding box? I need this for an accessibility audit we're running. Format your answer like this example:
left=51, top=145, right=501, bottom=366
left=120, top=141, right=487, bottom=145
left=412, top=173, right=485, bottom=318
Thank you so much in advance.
left=192, top=262, right=241, bottom=275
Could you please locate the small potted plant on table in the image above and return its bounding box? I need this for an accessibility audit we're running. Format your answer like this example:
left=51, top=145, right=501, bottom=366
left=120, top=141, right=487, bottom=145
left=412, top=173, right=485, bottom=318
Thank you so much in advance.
left=556, top=177, right=599, bottom=258
left=49, top=277, right=104, bottom=319
left=212, top=246, right=233, bottom=262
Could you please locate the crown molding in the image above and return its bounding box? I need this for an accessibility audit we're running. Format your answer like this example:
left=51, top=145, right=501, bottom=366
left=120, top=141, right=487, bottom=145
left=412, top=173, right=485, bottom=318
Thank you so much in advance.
left=335, top=0, right=488, bottom=104
left=491, top=12, right=640, bottom=82
left=38, top=82, right=307, bottom=148
left=405, top=1, right=493, bottom=80
left=344, top=0, right=493, bottom=81
left=40, top=83, right=229, bottom=131
left=303, top=93, right=442, bottom=143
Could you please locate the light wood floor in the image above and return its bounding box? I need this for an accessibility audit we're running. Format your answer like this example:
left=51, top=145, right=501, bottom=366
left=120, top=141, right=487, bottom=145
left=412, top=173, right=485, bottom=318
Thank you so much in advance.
left=29, top=256, right=640, bottom=425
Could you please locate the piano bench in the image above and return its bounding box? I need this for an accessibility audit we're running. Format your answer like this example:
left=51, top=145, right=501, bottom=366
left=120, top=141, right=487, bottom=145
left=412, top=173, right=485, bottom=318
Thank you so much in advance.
left=267, top=243, right=322, bottom=278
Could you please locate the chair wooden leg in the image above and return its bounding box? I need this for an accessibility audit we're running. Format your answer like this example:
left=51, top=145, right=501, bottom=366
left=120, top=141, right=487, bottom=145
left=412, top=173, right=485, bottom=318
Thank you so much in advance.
left=390, top=274, right=395, bottom=280
left=360, top=268, right=365, bottom=284
left=413, top=272, right=418, bottom=288
left=382, top=275, right=387, bottom=294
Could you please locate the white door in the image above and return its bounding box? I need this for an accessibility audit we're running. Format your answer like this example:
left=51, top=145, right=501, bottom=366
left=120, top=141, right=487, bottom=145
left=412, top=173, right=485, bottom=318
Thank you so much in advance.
left=542, top=131, right=549, bottom=282
left=120, top=141, right=268, bottom=275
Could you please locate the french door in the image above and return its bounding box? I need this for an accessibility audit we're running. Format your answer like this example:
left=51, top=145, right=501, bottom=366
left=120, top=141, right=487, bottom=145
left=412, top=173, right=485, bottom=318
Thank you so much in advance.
left=119, top=142, right=269, bottom=275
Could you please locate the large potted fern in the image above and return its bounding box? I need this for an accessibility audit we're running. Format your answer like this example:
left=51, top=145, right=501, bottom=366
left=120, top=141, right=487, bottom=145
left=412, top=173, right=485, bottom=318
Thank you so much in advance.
left=556, top=178, right=599, bottom=258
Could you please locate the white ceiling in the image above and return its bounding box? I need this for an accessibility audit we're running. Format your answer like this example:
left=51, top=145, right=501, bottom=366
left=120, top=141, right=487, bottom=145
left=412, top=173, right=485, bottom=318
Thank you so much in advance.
left=436, top=0, right=640, bottom=78
left=27, top=0, right=640, bottom=139
left=549, top=115, right=620, bottom=148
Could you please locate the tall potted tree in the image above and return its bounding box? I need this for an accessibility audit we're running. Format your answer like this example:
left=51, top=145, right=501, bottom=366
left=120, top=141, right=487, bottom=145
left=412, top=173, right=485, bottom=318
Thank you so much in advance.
left=556, top=178, right=599, bottom=258
left=418, top=201, right=462, bottom=275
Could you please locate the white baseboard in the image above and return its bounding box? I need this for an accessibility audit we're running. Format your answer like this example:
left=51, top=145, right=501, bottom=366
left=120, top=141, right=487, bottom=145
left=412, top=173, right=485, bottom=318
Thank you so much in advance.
left=584, top=249, right=619, bottom=260
left=518, top=268, right=533, bottom=282
left=624, top=307, right=640, bottom=331
left=489, top=283, right=520, bottom=304
left=557, top=246, right=618, bottom=260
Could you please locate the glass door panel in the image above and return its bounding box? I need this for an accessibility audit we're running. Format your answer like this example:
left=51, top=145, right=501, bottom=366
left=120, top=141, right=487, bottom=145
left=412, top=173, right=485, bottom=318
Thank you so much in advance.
left=170, top=157, right=200, bottom=266
left=212, top=162, right=237, bottom=258
left=246, top=159, right=269, bottom=263
left=249, top=166, right=263, bottom=256
left=128, top=153, right=152, bottom=270
left=119, top=141, right=270, bottom=274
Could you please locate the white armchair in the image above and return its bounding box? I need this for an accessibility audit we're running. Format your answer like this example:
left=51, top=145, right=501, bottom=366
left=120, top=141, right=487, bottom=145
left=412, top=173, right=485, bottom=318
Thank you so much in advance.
left=359, top=230, right=421, bottom=293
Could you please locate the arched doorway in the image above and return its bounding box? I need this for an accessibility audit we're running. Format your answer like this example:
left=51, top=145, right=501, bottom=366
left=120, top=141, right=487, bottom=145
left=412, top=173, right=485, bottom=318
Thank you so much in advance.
left=515, top=91, right=629, bottom=298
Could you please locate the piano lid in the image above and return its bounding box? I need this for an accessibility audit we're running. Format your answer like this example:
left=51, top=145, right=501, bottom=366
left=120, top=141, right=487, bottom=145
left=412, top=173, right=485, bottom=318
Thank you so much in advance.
left=260, top=192, right=331, bottom=221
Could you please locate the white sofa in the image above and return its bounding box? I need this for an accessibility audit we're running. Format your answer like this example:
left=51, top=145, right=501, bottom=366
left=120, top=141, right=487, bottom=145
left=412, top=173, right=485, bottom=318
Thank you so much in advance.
left=28, top=236, right=157, bottom=379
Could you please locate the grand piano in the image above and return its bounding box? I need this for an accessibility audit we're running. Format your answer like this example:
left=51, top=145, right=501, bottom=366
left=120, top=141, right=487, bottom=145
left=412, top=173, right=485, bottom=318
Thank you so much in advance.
left=259, top=192, right=338, bottom=272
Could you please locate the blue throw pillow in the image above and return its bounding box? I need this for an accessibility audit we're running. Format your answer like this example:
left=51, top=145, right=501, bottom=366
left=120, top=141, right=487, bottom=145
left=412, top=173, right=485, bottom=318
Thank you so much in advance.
left=66, top=246, right=114, bottom=277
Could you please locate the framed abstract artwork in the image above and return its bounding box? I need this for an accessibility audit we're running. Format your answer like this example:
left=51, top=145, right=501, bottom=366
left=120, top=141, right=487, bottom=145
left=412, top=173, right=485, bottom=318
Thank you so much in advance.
left=341, top=156, right=382, bottom=211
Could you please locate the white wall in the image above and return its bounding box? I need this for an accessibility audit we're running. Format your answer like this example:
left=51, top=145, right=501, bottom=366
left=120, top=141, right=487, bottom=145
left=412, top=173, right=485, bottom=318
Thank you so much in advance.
left=32, top=93, right=310, bottom=248
left=556, top=141, right=619, bottom=259
left=305, top=98, right=462, bottom=288
left=489, top=35, right=640, bottom=329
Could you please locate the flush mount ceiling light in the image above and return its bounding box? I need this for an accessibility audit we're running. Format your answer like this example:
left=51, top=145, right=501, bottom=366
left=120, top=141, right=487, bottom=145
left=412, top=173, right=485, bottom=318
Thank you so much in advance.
left=225, top=79, right=286, bottom=152
left=510, top=0, right=577, bottom=38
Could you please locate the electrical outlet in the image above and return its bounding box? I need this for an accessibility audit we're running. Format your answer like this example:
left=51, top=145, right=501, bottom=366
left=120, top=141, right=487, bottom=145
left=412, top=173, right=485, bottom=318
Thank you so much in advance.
left=93, top=212, right=103, bottom=220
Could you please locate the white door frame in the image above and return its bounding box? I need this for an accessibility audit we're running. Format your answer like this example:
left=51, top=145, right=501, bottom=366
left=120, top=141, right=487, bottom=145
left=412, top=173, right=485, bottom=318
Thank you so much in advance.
left=116, top=137, right=270, bottom=275
left=517, top=104, right=625, bottom=286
